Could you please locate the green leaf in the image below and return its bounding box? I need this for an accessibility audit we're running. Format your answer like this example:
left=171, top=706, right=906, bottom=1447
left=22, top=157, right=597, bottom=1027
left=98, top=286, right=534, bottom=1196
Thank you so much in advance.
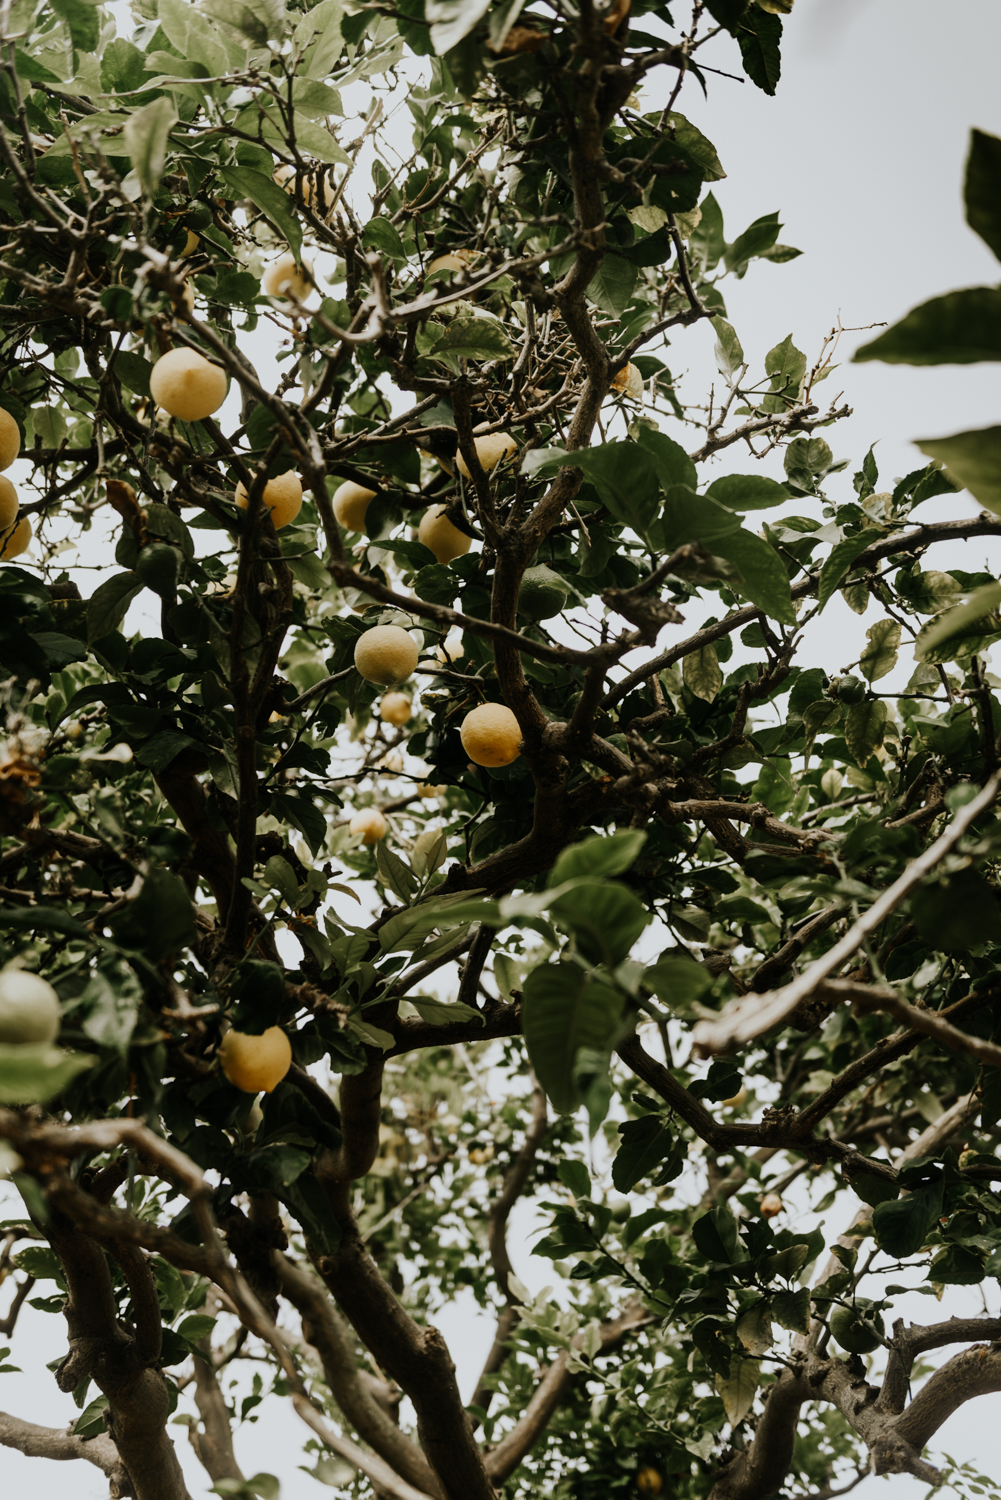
left=612, top=1115, right=674, bottom=1193
left=634, top=425, right=697, bottom=491
left=909, top=868, right=1001, bottom=951
left=928, top=1245, right=987, bottom=1286
left=644, top=956, right=713, bottom=1009
left=549, top=880, right=650, bottom=967
left=298, top=0, right=345, bottom=77
left=0, top=1045, right=94, bottom=1104
left=872, top=1179, right=943, bottom=1257
left=264, top=854, right=300, bottom=909
left=549, top=829, right=646, bottom=886
left=817, top=533, right=872, bottom=612
left=200, top=0, right=287, bottom=45
left=426, top=0, right=492, bottom=53
left=408, top=995, right=482, bottom=1026
left=110, top=866, right=196, bottom=959
left=123, top=96, right=176, bottom=198
left=706, top=474, right=787, bottom=511
left=114, top=351, right=154, bottom=399
left=853, top=288, right=1001, bottom=366
left=915, top=582, right=1001, bottom=661
left=759, top=331, right=806, bottom=410
left=72, top=1394, right=110, bottom=1439
left=738, top=7, right=782, bottom=95
left=80, top=968, right=141, bottom=1053
left=100, top=38, right=148, bottom=95
left=522, top=961, right=624, bottom=1115
left=917, top=426, right=1001, bottom=515
left=736, top=1303, right=773, bottom=1355
left=965, top=128, right=1001, bottom=264
left=86, top=572, right=142, bottom=645
left=726, top=212, right=781, bottom=273
left=683, top=642, right=722, bottom=703
left=692, top=1202, right=742, bottom=1264
left=717, top=1357, right=760, bottom=1426
left=662, top=485, right=794, bottom=623
left=158, top=0, right=233, bottom=74
left=844, top=698, right=886, bottom=765
left=712, top=317, right=744, bottom=381
left=50, top=0, right=100, bottom=52
left=586, top=256, right=637, bottom=318
left=558, top=1159, right=591, bottom=1200
left=362, top=218, right=407, bottom=261
left=771, top=1287, right=810, bottom=1333
left=434, top=316, right=515, bottom=361
left=218, top=167, right=302, bottom=260
left=858, top=618, right=901, bottom=683
left=135, top=731, right=197, bottom=773
left=664, top=112, right=726, bottom=182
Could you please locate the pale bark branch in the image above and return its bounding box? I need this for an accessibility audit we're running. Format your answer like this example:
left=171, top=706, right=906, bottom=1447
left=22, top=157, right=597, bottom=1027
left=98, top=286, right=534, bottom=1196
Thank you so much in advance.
left=0, top=1409, right=130, bottom=1493
left=692, top=773, right=1001, bottom=1057
left=292, top=1394, right=437, bottom=1500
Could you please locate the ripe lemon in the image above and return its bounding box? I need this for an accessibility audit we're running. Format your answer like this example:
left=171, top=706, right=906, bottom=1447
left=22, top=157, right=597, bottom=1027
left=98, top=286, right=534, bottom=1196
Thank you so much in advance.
left=179, top=228, right=200, bottom=257
left=637, top=1469, right=662, bottom=1496
left=262, top=254, right=314, bottom=302
left=418, top=504, right=472, bottom=564
left=380, top=692, right=412, bottom=726
left=455, top=432, right=518, bottom=479
left=460, top=703, right=522, bottom=767
left=418, top=782, right=445, bottom=798
left=427, top=251, right=469, bottom=277
left=355, top=625, right=419, bottom=685
left=333, top=480, right=377, bottom=532
left=0, top=969, right=61, bottom=1046
left=0, top=476, right=18, bottom=531
left=350, top=808, right=387, bottom=843
left=219, top=1026, right=292, bottom=1094
left=0, top=515, right=31, bottom=559
left=274, top=165, right=317, bottom=205
left=0, top=408, right=20, bottom=471
left=829, top=1302, right=884, bottom=1355
left=150, top=348, right=228, bottom=422
left=235, top=470, right=303, bottom=529
left=610, top=362, right=644, bottom=400
left=759, top=1192, right=783, bottom=1218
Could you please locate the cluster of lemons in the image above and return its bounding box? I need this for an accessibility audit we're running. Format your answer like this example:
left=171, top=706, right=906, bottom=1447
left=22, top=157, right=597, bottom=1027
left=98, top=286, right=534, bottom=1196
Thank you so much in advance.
left=0, top=409, right=29, bottom=559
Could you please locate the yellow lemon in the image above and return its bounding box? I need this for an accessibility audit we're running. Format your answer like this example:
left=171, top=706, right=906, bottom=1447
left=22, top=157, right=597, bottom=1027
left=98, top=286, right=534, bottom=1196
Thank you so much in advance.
left=262, top=254, right=314, bottom=302
left=350, top=808, right=387, bottom=844
left=354, top=625, right=419, bottom=685
left=418, top=504, right=472, bottom=564
left=380, top=693, right=412, bottom=726
left=637, top=1470, right=663, bottom=1496
left=150, top=348, right=228, bottom=422
left=0, top=408, right=20, bottom=470
left=455, top=432, right=518, bottom=479
left=234, top=470, right=303, bottom=529
left=460, top=703, right=522, bottom=767
left=0, top=476, right=18, bottom=531
left=0, top=515, right=31, bottom=559
left=333, top=480, right=377, bottom=532
left=219, top=1026, right=292, bottom=1094
left=427, top=251, right=469, bottom=277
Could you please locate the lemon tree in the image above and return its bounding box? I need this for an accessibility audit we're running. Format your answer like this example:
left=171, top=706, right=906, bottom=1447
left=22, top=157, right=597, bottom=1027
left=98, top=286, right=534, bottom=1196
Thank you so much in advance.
left=3, top=5, right=1001, bottom=1500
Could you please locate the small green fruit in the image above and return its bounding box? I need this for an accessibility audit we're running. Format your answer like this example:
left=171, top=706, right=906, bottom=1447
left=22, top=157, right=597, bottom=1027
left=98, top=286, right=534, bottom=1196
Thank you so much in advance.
left=518, top=564, right=569, bottom=621
left=829, top=1301, right=884, bottom=1354
left=135, top=542, right=182, bottom=597
left=0, top=969, right=61, bottom=1046
left=830, top=675, right=866, bottom=705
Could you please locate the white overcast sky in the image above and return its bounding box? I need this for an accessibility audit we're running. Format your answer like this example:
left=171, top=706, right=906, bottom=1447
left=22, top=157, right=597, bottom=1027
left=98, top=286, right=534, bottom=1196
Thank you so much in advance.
left=4, top=1, right=1001, bottom=1497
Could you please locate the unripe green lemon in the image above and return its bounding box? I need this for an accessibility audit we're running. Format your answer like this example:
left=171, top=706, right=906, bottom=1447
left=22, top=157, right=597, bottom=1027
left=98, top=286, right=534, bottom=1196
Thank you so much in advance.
left=460, top=703, right=522, bottom=767
left=518, top=564, right=569, bottom=621
left=354, top=625, right=419, bottom=686
left=0, top=407, right=20, bottom=471
left=831, top=675, right=866, bottom=705
left=829, top=1301, right=884, bottom=1355
left=0, top=969, right=61, bottom=1046
left=135, top=541, right=182, bottom=597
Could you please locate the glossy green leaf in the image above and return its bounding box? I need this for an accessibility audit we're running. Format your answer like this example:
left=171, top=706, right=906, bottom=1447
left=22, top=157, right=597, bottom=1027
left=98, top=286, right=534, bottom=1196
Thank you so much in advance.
left=86, top=572, right=142, bottom=645
left=522, top=962, right=624, bottom=1115
left=123, top=95, right=176, bottom=197
left=550, top=829, right=646, bottom=886
left=586, top=256, right=637, bottom=318
left=817, top=533, right=872, bottom=611
left=844, top=698, right=886, bottom=764
left=219, top=167, right=302, bottom=260
left=853, top=288, right=1001, bottom=366
left=737, top=7, right=782, bottom=94
left=706, top=474, right=787, bottom=511
left=916, top=582, right=1001, bottom=660
left=965, top=127, right=1001, bottom=263
left=916, top=426, right=1001, bottom=515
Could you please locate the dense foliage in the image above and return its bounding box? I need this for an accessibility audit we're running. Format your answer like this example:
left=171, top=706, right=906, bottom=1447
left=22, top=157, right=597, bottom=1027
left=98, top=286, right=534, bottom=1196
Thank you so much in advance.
left=2, top=1, right=1001, bottom=1498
